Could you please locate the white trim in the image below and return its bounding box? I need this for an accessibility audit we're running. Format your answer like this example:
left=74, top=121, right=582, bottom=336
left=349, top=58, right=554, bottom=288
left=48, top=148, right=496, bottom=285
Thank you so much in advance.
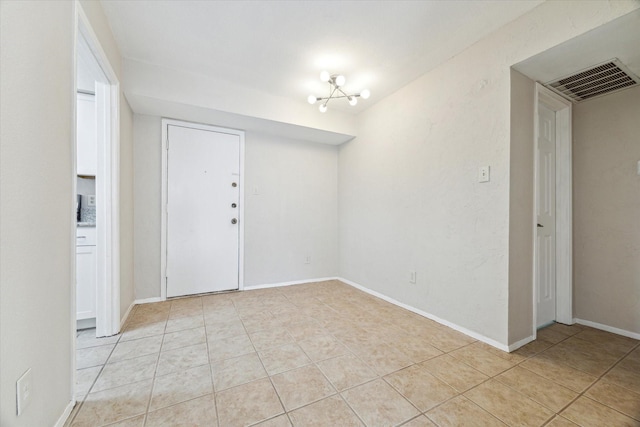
left=533, top=83, right=573, bottom=337
left=77, top=2, right=121, bottom=338
left=160, top=119, right=245, bottom=300
left=238, top=133, right=245, bottom=291
left=76, top=5, right=118, bottom=81
left=508, top=335, right=535, bottom=352
left=120, top=300, right=136, bottom=329
left=54, top=400, right=76, bottom=427
left=70, top=0, right=79, bottom=407
left=135, top=297, right=164, bottom=305
left=338, top=278, right=511, bottom=352
left=160, top=121, right=168, bottom=300
left=94, top=81, right=121, bottom=338
left=244, top=277, right=339, bottom=291
left=574, top=318, right=640, bottom=341
left=555, top=103, right=573, bottom=325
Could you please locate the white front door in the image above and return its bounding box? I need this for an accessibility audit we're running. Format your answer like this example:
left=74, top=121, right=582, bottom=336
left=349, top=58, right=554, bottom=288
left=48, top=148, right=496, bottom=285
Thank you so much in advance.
left=166, top=124, right=240, bottom=297
left=536, top=104, right=557, bottom=327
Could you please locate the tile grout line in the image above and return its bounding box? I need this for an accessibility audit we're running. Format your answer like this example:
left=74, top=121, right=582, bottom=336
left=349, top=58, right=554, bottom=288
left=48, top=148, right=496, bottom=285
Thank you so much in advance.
left=288, top=290, right=430, bottom=427
left=414, top=326, right=583, bottom=426
left=547, top=338, right=640, bottom=424
left=75, top=286, right=640, bottom=427
left=139, top=306, right=169, bottom=427
left=237, top=296, right=290, bottom=426
left=68, top=323, right=125, bottom=426
left=198, top=297, right=220, bottom=427
left=489, top=326, right=640, bottom=426
left=466, top=328, right=575, bottom=424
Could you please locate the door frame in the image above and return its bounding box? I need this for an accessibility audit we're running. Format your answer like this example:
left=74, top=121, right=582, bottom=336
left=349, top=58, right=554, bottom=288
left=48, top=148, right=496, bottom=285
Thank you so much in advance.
left=160, top=119, right=245, bottom=300
left=71, top=2, right=120, bottom=342
left=533, top=83, right=573, bottom=335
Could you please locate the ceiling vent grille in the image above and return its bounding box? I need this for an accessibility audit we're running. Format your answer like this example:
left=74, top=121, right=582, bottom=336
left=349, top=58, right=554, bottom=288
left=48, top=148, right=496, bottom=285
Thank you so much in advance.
left=544, top=59, right=640, bottom=103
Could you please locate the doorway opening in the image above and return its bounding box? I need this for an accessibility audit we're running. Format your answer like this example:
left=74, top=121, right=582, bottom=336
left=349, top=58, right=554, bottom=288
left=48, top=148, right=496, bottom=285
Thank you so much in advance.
left=533, top=83, right=573, bottom=334
left=74, top=7, right=121, bottom=341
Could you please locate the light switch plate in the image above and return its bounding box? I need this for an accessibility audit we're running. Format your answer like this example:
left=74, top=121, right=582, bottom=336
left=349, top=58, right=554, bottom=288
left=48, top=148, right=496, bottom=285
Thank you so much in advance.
left=479, top=166, right=490, bottom=183
left=16, top=368, right=32, bottom=416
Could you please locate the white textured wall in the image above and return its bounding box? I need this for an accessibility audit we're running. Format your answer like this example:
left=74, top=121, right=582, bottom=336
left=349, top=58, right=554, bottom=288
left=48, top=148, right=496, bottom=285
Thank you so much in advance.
left=243, top=133, right=338, bottom=286
left=119, top=95, right=135, bottom=317
left=133, top=114, right=163, bottom=299
left=508, top=70, right=536, bottom=343
left=0, top=1, right=74, bottom=425
left=0, top=1, right=135, bottom=424
left=338, top=0, right=640, bottom=346
left=573, top=85, right=640, bottom=334
left=133, top=117, right=339, bottom=298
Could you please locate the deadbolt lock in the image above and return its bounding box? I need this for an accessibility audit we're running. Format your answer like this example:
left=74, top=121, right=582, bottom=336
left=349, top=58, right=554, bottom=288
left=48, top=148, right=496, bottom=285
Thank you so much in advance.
left=231, top=218, right=238, bottom=224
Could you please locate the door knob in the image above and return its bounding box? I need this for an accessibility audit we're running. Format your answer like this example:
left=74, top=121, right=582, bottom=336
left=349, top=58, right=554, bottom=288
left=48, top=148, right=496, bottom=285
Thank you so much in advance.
left=537, top=223, right=543, bottom=227
left=231, top=182, right=237, bottom=187
left=231, top=203, right=237, bottom=208
left=231, top=218, right=238, bottom=224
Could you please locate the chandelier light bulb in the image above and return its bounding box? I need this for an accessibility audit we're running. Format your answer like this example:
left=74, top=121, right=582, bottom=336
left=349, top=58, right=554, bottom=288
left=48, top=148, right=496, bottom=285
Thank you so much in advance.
left=307, top=95, right=317, bottom=105
left=335, top=75, right=346, bottom=87
left=349, top=96, right=358, bottom=106
left=320, top=71, right=330, bottom=82
left=360, top=89, right=370, bottom=99
left=319, top=103, right=328, bottom=113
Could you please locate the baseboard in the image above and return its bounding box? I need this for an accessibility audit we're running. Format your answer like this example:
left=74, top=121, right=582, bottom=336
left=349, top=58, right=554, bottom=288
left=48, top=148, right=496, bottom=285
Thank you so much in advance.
left=338, top=277, right=510, bottom=352
left=120, top=300, right=136, bottom=329
left=243, top=277, right=339, bottom=291
left=574, top=318, right=640, bottom=340
left=54, top=399, right=76, bottom=427
left=76, top=317, right=96, bottom=330
left=131, top=279, right=339, bottom=304
left=134, top=296, right=164, bottom=305
left=508, top=335, right=535, bottom=352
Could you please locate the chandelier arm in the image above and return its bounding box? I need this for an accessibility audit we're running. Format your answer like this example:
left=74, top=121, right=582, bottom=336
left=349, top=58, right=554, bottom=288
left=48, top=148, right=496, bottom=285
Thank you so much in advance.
left=324, top=84, right=339, bottom=106
left=336, top=87, right=357, bottom=99
left=316, top=95, right=354, bottom=101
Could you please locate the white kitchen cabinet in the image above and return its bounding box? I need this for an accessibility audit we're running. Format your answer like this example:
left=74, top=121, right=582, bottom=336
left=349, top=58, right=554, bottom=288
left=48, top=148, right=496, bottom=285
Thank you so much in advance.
left=77, top=92, right=97, bottom=176
left=76, top=227, right=96, bottom=320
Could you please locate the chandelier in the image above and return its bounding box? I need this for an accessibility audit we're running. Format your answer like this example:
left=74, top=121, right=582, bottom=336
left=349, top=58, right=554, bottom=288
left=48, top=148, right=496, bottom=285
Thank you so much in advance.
left=307, top=71, right=370, bottom=112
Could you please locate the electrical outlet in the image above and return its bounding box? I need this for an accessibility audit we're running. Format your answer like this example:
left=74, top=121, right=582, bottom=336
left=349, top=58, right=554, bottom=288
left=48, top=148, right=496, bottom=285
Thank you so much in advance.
left=16, top=368, right=32, bottom=416
left=87, top=195, right=96, bottom=207
left=304, top=255, right=311, bottom=264
left=252, top=186, right=259, bottom=195
left=409, top=271, right=417, bottom=284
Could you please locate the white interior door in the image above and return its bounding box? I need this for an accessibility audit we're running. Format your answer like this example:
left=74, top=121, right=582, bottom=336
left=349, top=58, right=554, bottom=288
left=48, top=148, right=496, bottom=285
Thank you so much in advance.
left=166, top=125, right=240, bottom=297
left=536, top=104, right=557, bottom=328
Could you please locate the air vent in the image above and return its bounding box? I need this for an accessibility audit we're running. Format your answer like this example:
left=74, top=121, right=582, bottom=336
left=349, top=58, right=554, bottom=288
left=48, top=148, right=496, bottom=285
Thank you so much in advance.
left=544, top=59, right=640, bottom=103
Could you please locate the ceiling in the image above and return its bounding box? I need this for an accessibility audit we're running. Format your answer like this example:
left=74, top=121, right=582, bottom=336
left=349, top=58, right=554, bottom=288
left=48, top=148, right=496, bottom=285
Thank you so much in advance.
left=101, top=0, right=543, bottom=117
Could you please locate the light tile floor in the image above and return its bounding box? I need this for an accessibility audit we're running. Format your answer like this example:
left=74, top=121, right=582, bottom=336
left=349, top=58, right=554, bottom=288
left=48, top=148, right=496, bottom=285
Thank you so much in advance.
left=65, top=280, right=640, bottom=426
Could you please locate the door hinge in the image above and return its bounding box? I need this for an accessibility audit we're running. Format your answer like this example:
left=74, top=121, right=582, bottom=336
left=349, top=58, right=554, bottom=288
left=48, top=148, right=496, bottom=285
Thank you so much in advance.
left=166, top=139, right=169, bottom=150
